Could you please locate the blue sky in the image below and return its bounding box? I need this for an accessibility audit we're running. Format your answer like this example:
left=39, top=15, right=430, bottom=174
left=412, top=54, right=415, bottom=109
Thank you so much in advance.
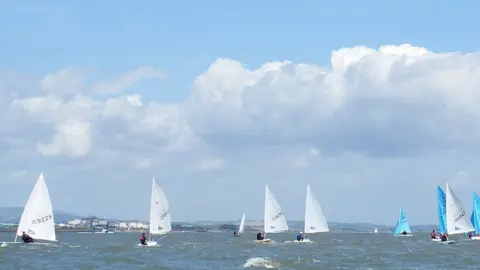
left=2, top=0, right=478, bottom=102
left=1, top=1, right=480, bottom=225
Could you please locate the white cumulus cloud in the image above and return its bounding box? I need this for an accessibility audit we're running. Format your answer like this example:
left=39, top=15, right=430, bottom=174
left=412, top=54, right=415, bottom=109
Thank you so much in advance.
left=2, top=44, right=480, bottom=224
left=91, top=66, right=167, bottom=94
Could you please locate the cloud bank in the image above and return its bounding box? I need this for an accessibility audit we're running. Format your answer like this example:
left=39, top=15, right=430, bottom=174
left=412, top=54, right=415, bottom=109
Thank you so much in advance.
left=2, top=44, right=480, bottom=223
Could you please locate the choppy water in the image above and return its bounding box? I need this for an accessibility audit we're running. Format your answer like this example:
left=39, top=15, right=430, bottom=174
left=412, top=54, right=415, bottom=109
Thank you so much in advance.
left=0, top=231, right=479, bottom=269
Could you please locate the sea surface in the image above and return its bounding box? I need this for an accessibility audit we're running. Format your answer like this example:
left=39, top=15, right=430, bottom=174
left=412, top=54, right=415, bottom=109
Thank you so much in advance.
left=0, top=231, right=479, bottom=269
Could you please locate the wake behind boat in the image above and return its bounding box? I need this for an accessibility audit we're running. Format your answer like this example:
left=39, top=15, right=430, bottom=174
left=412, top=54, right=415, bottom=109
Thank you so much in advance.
left=2, top=173, right=58, bottom=247
left=393, top=208, right=413, bottom=237
left=255, top=184, right=288, bottom=243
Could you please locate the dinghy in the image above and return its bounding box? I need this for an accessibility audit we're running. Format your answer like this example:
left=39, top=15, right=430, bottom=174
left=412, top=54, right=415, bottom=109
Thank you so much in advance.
left=139, top=177, right=171, bottom=247
left=256, top=185, right=288, bottom=243
left=393, top=208, right=413, bottom=236
left=293, top=184, right=329, bottom=243
left=234, top=212, right=246, bottom=236
left=469, top=192, right=480, bottom=240
left=373, top=228, right=378, bottom=234
left=432, top=186, right=450, bottom=242
left=2, top=173, right=57, bottom=246
left=442, top=183, right=474, bottom=244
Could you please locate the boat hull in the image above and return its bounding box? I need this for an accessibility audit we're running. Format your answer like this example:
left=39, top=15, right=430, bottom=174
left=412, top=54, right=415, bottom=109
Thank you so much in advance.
left=255, top=239, right=271, bottom=243
left=138, top=241, right=158, bottom=247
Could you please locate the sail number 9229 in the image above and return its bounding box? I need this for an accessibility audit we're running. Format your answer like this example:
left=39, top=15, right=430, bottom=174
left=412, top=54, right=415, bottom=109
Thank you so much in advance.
left=31, top=214, right=53, bottom=225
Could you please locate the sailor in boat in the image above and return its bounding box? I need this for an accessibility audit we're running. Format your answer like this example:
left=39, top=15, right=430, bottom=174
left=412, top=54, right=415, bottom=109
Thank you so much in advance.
left=296, top=231, right=304, bottom=241
left=233, top=231, right=237, bottom=236
left=256, top=232, right=264, bottom=240
left=401, top=230, right=407, bottom=235
left=441, top=233, right=448, bottom=242
left=139, top=232, right=147, bottom=246
left=21, top=231, right=34, bottom=243
left=430, top=230, right=436, bottom=239
left=468, top=231, right=473, bottom=239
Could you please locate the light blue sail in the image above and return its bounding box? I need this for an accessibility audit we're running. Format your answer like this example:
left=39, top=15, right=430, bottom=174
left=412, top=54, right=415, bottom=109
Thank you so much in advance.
left=470, top=192, right=480, bottom=234
left=437, top=186, right=447, bottom=234
left=393, top=208, right=412, bottom=235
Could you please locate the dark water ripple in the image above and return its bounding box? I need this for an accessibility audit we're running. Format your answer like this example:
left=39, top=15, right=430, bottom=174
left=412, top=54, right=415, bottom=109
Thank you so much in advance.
left=0, top=231, right=480, bottom=269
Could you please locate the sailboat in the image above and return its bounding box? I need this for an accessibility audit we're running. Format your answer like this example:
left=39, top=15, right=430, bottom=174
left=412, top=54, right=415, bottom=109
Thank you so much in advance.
left=296, top=184, right=329, bottom=243
left=142, top=177, right=171, bottom=247
left=469, top=192, right=480, bottom=240
left=256, top=184, right=289, bottom=243
left=393, top=208, right=413, bottom=236
left=2, top=173, right=57, bottom=245
left=432, top=186, right=447, bottom=241
left=373, top=228, right=378, bottom=234
left=235, top=212, right=246, bottom=236
left=97, top=221, right=114, bottom=234
left=444, top=183, right=474, bottom=244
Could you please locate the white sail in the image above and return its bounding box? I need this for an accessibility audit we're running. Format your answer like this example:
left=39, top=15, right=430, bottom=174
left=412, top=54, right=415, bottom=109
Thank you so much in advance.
left=16, top=173, right=56, bottom=242
left=304, top=184, right=329, bottom=234
left=445, top=182, right=474, bottom=235
left=238, top=212, right=246, bottom=235
left=373, top=228, right=378, bottom=233
left=264, top=185, right=289, bottom=233
left=149, top=177, right=171, bottom=235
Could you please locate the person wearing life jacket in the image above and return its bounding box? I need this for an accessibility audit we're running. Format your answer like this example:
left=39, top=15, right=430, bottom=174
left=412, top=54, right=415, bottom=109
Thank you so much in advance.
left=21, top=231, right=34, bottom=243
left=233, top=231, right=237, bottom=236
left=430, top=230, right=436, bottom=239
left=139, top=232, right=147, bottom=245
left=296, top=232, right=304, bottom=241
left=441, top=233, right=448, bottom=242
left=468, top=231, right=473, bottom=238
left=256, top=232, right=264, bottom=240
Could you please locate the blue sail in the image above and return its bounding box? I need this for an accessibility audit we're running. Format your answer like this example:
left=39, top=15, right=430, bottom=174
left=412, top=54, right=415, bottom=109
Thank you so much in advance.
left=437, top=186, right=447, bottom=234
left=393, top=208, right=412, bottom=235
left=470, top=192, right=480, bottom=234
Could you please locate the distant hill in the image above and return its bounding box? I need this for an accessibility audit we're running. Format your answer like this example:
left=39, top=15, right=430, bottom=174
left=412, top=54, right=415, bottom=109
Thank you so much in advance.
left=0, top=207, right=79, bottom=224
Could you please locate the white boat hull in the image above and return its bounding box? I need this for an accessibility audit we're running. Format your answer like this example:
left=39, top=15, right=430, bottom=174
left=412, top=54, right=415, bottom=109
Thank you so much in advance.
left=394, top=234, right=414, bottom=237
left=284, top=238, right=314, bottom=243
left=470, top=236, right=480, bottom=240
left=138, top=241, right=158, bottom=247
left=439, top=240, right=455, bottom=244
left=431, top=238, right=454, bottom=244
left=255, top=239, right=272, bottom=243
left=1, top=241, right=57, bottom=247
